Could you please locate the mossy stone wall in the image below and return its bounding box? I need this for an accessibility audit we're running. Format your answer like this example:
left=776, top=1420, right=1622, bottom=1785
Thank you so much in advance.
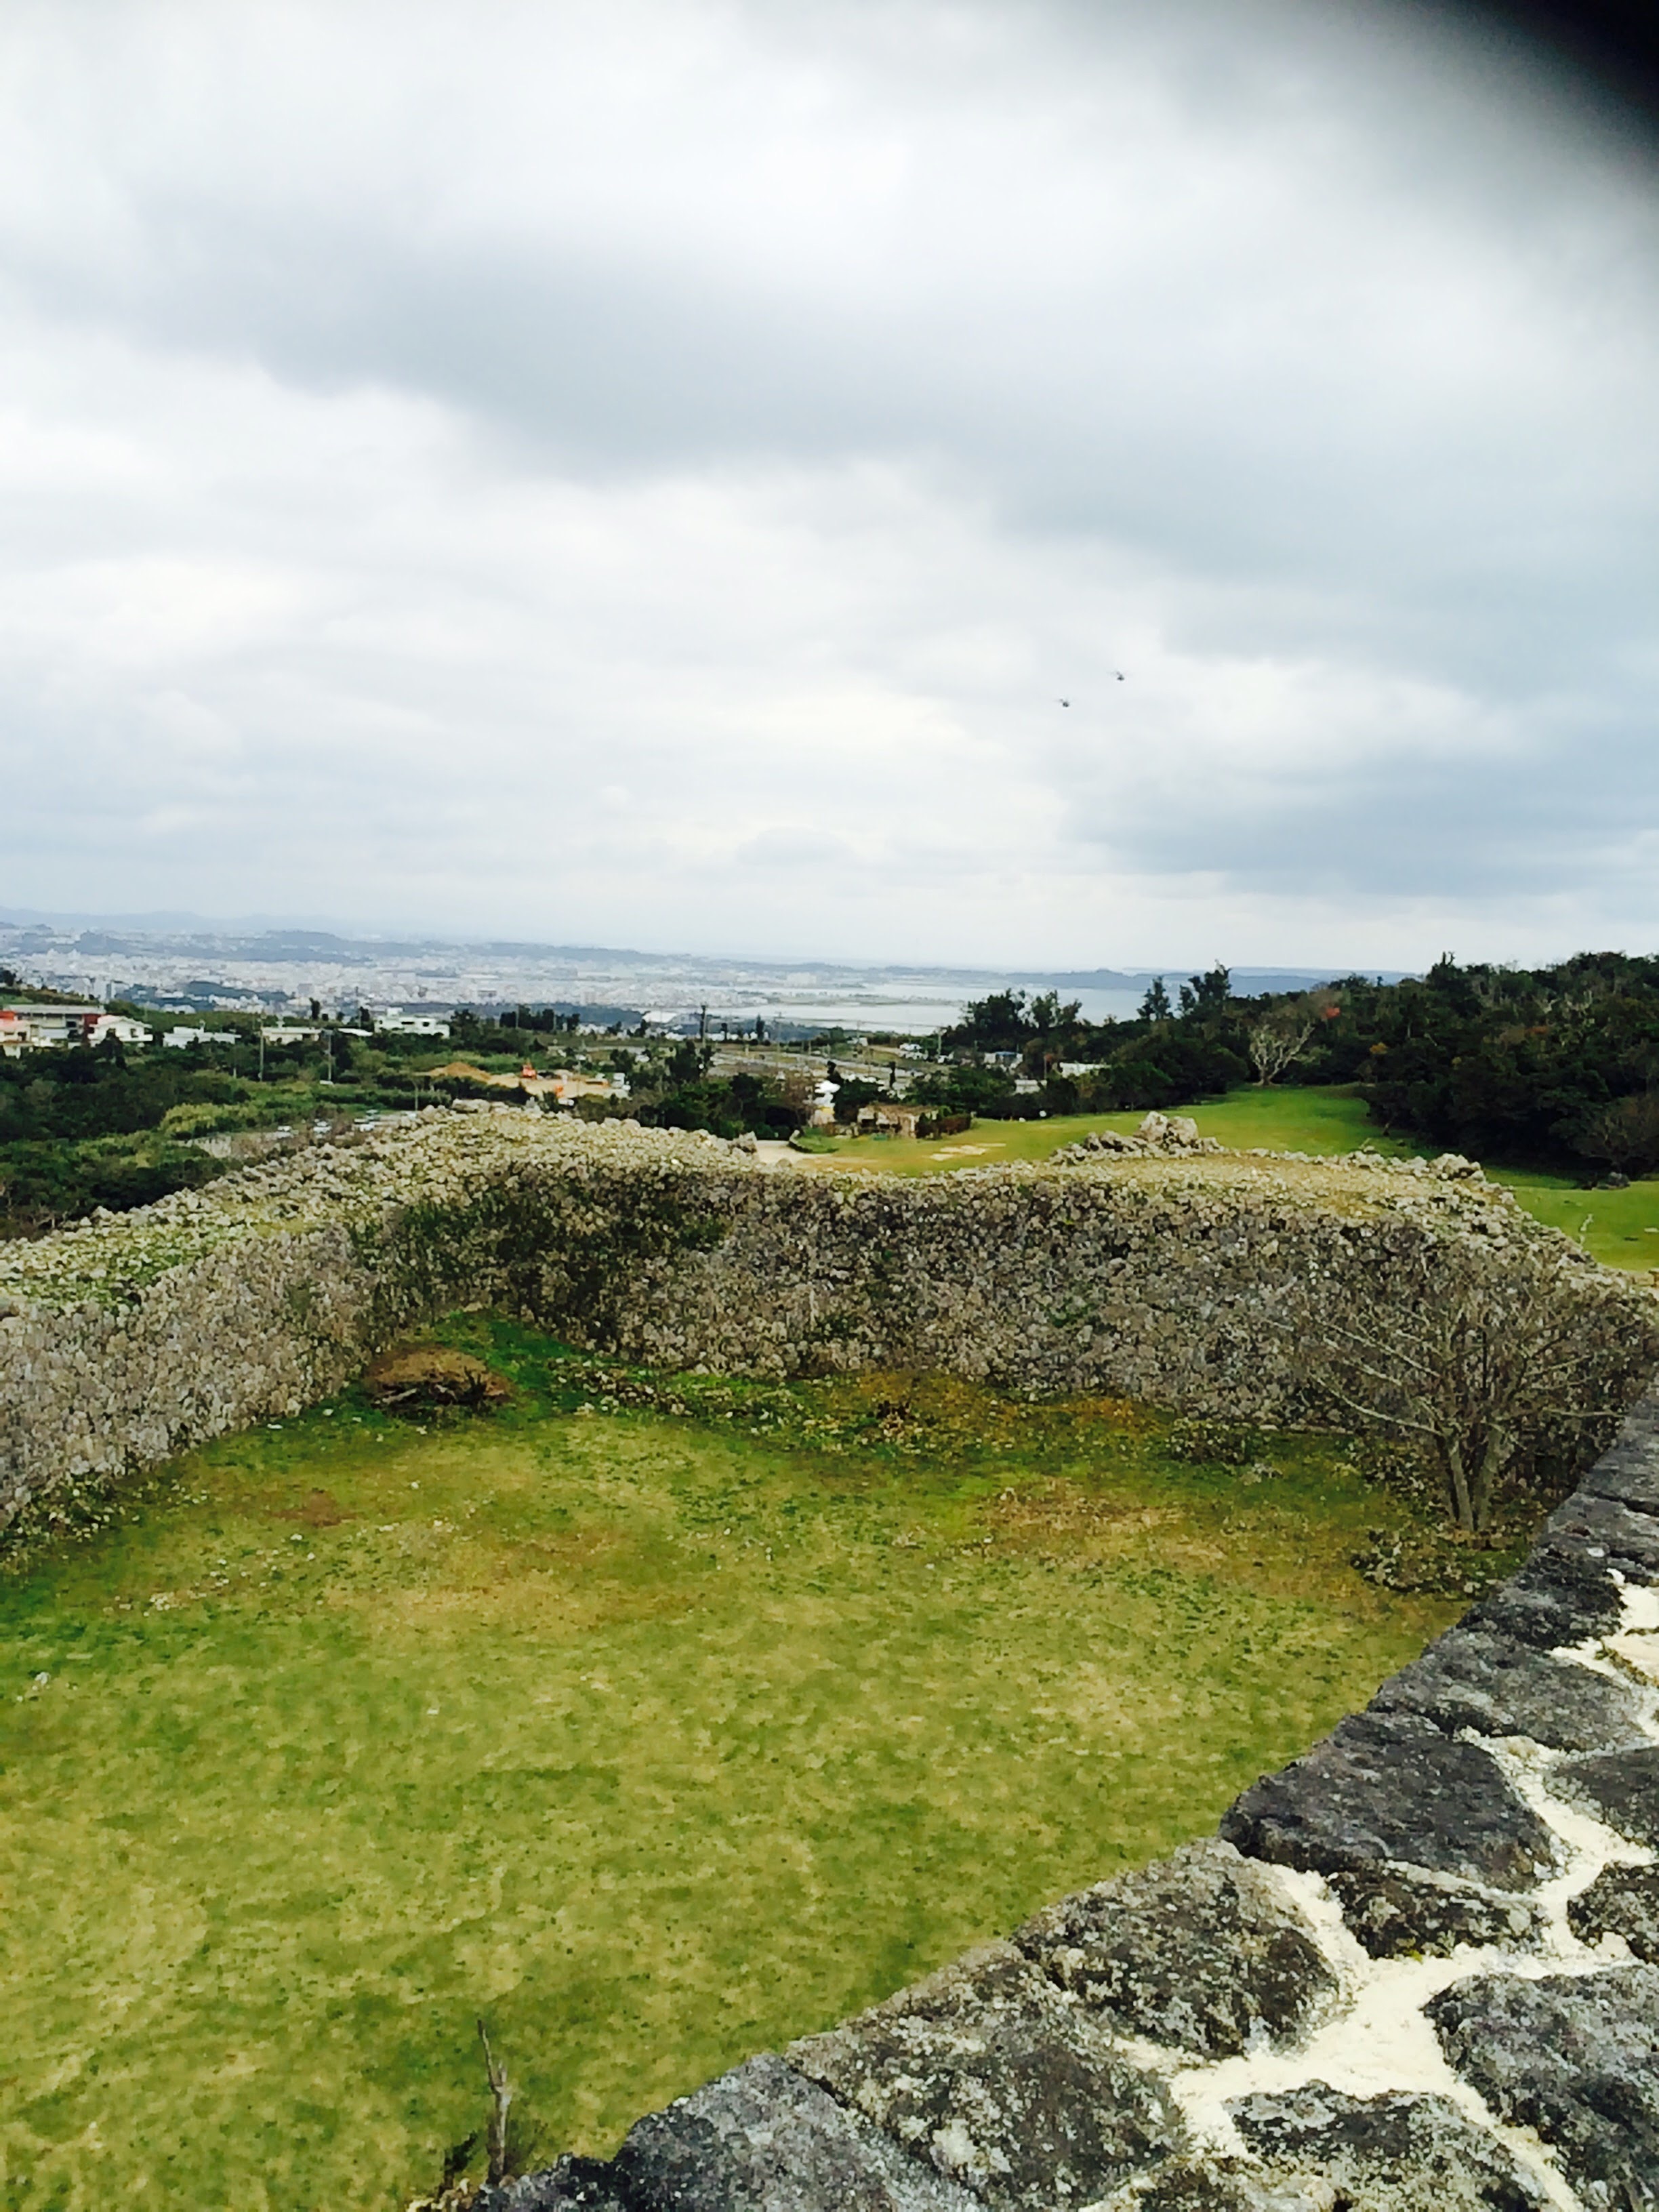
left=1, top=1111, right=1651, bottom=1530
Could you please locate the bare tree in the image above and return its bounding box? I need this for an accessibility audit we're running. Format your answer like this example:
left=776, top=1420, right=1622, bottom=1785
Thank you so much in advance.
left=1280, top=1237, right=1658, bottom=1534
left=1248, top=1013, right=1314, bottom=1088
left=1574, top=1094, right=1659, bottom=1181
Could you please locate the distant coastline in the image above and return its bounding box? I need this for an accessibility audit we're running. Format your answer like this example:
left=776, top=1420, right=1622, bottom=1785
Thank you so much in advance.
left=0, top=910, right=1408, bottom=1035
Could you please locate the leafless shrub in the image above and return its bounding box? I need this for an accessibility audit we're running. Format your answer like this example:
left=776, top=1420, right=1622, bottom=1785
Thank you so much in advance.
left=1279, top=1235, right=1659, bottom=1534
left=1574, top=1093, right=1659, bottom=1181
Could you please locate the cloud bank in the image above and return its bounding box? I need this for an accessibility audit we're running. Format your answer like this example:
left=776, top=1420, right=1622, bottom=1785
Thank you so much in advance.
left=2, top=0, right=1657, bottom=966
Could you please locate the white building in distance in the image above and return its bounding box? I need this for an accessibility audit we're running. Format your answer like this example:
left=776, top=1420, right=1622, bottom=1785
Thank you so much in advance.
left=0, top=1004, right=152, bottom=1054
left=162, top=1025, right=237, bottom=1050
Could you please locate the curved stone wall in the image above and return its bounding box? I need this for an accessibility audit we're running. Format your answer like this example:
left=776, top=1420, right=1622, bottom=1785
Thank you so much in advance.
left=1, top=1108, right=1647, bottom=1528
left=3, top=1111, right=1657, bottom=2204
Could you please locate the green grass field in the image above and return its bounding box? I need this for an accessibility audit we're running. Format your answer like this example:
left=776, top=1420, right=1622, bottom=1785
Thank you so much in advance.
left=0, top=1322, right=1460, bottom=2211
left=815, top=1086, right=1659, bottom=1270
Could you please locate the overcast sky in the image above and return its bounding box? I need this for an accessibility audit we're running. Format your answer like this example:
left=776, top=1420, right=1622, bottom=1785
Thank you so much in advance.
left=3, top=0, right=1658, bottom=969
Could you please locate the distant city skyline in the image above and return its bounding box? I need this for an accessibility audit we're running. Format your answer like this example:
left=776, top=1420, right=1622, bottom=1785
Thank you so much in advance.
left=0, top=912, right=1400, bottom=1035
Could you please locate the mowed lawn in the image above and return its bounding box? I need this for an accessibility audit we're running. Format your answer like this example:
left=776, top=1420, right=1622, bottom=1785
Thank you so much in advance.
left=0, top=1326, right=1457, bottom=2211
left=812, top=1086, right=1659, bottom=1271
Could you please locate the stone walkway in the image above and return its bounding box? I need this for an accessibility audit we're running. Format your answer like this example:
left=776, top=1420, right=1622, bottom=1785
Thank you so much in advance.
left=485, top=1397, right=1659, bottom=2211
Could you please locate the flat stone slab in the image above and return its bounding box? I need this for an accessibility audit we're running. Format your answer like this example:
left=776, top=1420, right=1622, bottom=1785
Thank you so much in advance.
left=1218, top=1712, right=1559, bottom=1891
left=1010, top=1840, right=1336, bottom=2058
left=786, top=1941, right=1184, bottom=2209
left=537, top=2054, right=980, bottom=2212
left=1228, top=2085, right=1551, bottom=2210
left=1428, top=1963, right=1659, bottom=2198
left=1553, top=1745, right=1659, bottom=1845
left=1582, top=1456, right=1659, bottom=1513
left=1568, top=1862, right=1659, bottom=1960
left=1580, top=1404, right=1659, bottom=1514
left=1467, top=1541, right=1627, bottom=1651
left=1369, top=1624, right=1644, bottom=1750
left=1540, top=1490, right=1659, bottom=1578
left=1325, top=1866, right=1545, bottom=1961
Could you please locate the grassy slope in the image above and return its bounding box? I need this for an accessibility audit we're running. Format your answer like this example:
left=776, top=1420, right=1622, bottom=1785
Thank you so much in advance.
left=0, top=1324, right=1456, bottom=2210
left=812, top=1087, right=1659, bottom=1270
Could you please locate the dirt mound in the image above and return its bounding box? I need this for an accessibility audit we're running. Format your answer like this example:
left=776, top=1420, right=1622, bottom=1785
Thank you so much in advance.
left=362, top=1345, right=512, bottom=1412
left=428, top=1061, right=520, bottom=1088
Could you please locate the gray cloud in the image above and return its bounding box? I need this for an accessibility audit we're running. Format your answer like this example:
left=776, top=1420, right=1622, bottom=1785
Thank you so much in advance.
left=1, top=0, right=1657, bottom=964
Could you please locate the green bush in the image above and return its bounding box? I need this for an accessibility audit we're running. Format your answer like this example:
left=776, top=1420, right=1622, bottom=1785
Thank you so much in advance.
left=159, top=1101, right=257, bottom=1136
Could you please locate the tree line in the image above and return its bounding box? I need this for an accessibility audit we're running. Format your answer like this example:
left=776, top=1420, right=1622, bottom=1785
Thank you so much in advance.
left=921, top=952, right=1659, bottom=1175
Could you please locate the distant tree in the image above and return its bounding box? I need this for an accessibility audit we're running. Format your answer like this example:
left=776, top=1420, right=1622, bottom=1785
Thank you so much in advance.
left=830, top=1078, right=882, bottom=1120
left=1248, top=1009, right=1315, bottom=1086
left=1574, top=1093, right=1659, bottom=1180
left=1139, top=977, right=1172, bottom=1022
left=947, top=989, right=1034, bottom=1054
left=775, top=1067, right=814, bottom=1118
left=1179, top=964, right=1231, bottom=1017
left=1027, top=990, right=1082, bottom=1035
left=909, top=1061, right=1019, bottom=1115
left=1088, top=1027, right=1248, bottom=1111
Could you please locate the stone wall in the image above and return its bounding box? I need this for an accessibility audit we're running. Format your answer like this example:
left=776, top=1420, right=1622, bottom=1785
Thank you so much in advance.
left=483, top=1396, right=1659, bottom=2212
left=6, top=1110, right=1659, bottom=2205
left=1, top=1108, right=1649, bottom=1529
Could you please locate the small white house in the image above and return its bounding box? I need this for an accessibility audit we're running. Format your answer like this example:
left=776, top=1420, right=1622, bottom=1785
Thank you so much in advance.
left=89, top=1013, right=153, bottom=1047
left=374, top=1007, right=452, bottom=1038
left=163, top=1025, right=237, bottom=1049
left=0, top=1003, right=150, bottom=1053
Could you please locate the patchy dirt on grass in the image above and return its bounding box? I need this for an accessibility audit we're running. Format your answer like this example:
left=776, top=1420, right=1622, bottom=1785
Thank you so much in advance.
left=364, top=1343, right=513, bottom=1412
left=273, top=1486, right=352, bottom=1527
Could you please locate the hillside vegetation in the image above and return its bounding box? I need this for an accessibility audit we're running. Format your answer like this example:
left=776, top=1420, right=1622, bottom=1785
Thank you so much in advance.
left=923, top=954, right=1659, bottom=1176
left=12, top=951, right=1659, bottom=1256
